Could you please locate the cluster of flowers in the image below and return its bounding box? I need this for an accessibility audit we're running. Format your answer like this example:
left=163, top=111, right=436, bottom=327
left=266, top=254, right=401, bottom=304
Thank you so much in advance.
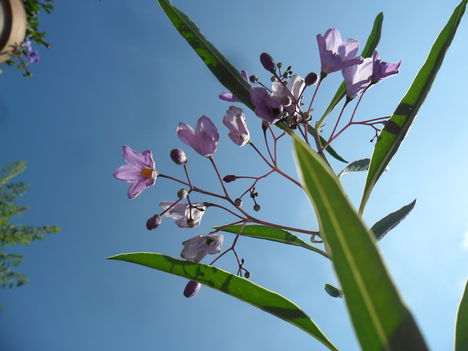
left=114, top=28, right=401, bottom=297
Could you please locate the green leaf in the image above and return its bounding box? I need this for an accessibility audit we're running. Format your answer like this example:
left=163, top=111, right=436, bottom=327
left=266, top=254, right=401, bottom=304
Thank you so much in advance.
left=306, top=125, right=348, bottom=163
left=371, top=200, right=416, bottom=240
left=218, top=224, right=329, bottom=259
left=156, top=0, right=254, bottom=110
left=108, top=252, right=338, bottom=351
left=455, top=280, right=468, bottom=351
left=338, top=158, right=370, bottom=178
left=0, top=161, right=26, bottom=187
left=360, top=0, right=468, bottom=213
left=293, top=137, right=428, bottom=351
left=317, top=13, right=383, bottom=127
left=325, top=284, right=343, bottom=298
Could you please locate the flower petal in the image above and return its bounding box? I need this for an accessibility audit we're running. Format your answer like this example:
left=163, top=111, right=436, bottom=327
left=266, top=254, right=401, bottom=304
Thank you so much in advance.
left=113, top=165, right=143, bottom=182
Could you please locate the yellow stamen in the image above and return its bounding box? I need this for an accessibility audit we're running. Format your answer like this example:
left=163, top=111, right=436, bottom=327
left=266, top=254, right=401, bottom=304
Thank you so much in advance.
left=140, top=168, right=153, bottom=178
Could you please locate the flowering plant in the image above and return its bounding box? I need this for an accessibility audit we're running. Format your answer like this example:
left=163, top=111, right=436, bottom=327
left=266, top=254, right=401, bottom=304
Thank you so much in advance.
left=109, top=1, right=468, bottom=350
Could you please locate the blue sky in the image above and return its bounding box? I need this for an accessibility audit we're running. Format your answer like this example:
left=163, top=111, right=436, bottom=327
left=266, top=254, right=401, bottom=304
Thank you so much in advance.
left=1, top=0, right=467, bottom=350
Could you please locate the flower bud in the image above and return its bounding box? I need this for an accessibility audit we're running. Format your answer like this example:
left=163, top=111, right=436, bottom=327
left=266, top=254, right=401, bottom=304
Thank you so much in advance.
left=235, top=198, right=243, bottom=207
left=170, top=148, right=187, bottom=165
left=244, top=271, right=250, bottom=279
left=146, top=214, right=162, bottom=230
left=305, top=72, right=318, bottom=86
left=186, top=218, right=195, bottom=228
left=177, top=188, right=188, bottom=199
left=281, top=96, right=292, bottom=107
left=260, top=52, right=275, bottom=72
left=223, top=175, right=237, bottom=183
left=325, top=283, right=343, bottom=298
left=183, top=280, right=201, bottom=298
left=249, top=75, right=259, bottom=83
left=253, top=204, right=261, bottom=212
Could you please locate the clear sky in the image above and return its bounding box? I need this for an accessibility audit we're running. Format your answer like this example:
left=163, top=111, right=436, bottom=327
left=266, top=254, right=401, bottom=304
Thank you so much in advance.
left=1, top=0, right=467, bottom=350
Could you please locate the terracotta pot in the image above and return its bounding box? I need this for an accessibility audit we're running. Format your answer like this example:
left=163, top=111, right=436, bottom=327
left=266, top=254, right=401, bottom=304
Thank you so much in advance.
left=0, top=0, right=27, bottom=63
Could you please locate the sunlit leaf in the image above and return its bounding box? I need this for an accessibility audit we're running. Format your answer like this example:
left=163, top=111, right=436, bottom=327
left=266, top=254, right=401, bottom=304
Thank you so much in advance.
left=293, top=137, right=428, bottom=351
left=218, top=224, right=329, bottom=259
left=360, top=0, right=468, bottom=212
left=108, top=252, right=338, bottom=351
left=455, top=280, right=468, bottom=351
left=317, top=13, right=383, bottom=127
left=338, top=158, right=370, bottom=178
left=371, top=200, right=416, bottom=240
left=156, top=0, right=254, bottom=110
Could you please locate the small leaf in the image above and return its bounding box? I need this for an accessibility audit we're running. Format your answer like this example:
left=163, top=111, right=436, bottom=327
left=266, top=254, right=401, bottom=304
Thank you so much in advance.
left=338, top=158, right=370, bottom=178
left=325, top=284, right=343, bottom=298
left=108, top=252, right=338, bottom=351
left=360, top=0, right=468, bottom=212
left=371, top=200, right=416, bottom=240
left=293, top=137, right=428, bottom=351
left=156, top=0, right=254, bottom=110
left=218, top=224, right=329, bottom=259
left=455, top=280, right=468, bottom=351
left=317, top=13, right=383, bottom=127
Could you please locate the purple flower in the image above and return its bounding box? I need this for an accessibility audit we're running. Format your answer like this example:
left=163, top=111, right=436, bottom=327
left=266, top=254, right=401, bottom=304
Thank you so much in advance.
left=160, top=202, right=206, bottom=228
left=21, top=37, right=40, bottom=64
left=219, top=70, right=248, bottom=102
left=223, top=106, right=250, bottom=146
left=370, top=50, right=401, bottom=83
left=342, top=57, right=373, bottom=98
left=317, top=28, right=363, bottom=75
left=183, top=280, right=201, bottom=298
left=271, top=74, right=305, bottom=115
left=250, top=87, right=283, bottom=124
left=176, top=116, right=219, bottom=157
left=181, top=233, right=224, bottom=262
left=113, top=146, right=157, bottom=199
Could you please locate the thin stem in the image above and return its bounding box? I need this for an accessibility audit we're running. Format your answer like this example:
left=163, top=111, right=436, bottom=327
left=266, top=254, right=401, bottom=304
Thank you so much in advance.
left=205, top=202, right=246, bottom=220
left=328, top=99, right=349, bottom=141
left=307, top=76, right=323, bottom=113
left=209, top=157, right=230, bottom=198
left=158, top=173, right=225, bottom=200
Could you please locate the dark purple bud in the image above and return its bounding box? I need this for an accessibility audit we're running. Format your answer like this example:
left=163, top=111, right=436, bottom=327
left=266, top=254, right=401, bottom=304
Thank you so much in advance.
left=177, top=188, right=188, bottom=199
left=234, top=198, right=243, bottom=207
left=146, top=214, right=162, bottom=230
left=305, top=72, right=318, bottom=86
left=260, top=52, right=275, bottom=72
left=223, top=175, right=237, bottom=183
left=170, top=148, right=187, bottom=165
left=281, top=96, right=292, bottom=107
left=253, top=204, right=261, bottom=212
left=186, top=218, right=195, bottom=228
left=183, top=280, right=201, bottom=298
left=244, top=271, right=250, bottom=279
left=249, top=75, right=259, bottom=83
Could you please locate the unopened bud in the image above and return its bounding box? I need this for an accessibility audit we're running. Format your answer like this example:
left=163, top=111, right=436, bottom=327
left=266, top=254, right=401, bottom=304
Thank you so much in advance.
left=183, top=280, right=201, bottom=298
left=146, top=214, right=162, bottom=230
left=186, top=218, right=195, bottom=228
left=170, top=148, right=187, bottom=165
left=281, top=96, right=292, bottom=107
left=305, top=72, right=318, bottom=86
left=249, top=75, right=259, bottom=83
left=276, top=62, right=282, bottom=69
left=223, top=175, right=237, bottom=183
left=235, top=198, right=243, bottom=207
left=325, top=284, right=343, bottom=298
left=253, top=204, right=261, bottom=212
left=177, top=188, right=188, bottom=199
left=244, top=271, right=251, bottom=279
left=260, top=52, right=275, bottom=72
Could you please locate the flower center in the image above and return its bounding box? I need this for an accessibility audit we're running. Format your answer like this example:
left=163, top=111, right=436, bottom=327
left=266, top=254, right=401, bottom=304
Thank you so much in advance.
left=140, top=168, right=153, bottom=178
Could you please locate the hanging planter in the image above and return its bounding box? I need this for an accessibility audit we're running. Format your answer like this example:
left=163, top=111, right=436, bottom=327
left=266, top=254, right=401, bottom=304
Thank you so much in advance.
left=0, top=0, right=27, bottom=63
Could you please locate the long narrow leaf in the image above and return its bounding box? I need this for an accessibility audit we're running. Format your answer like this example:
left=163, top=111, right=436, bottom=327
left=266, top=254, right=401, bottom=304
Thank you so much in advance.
left=293, top=137, right=428, bottom=351
left=156, top=0, right=254, bottom=110
left=360, top=0, right=468, bottom=212
left=371, top=200, right=416, bottom=240
left=108, top=252, right=338, bottom=351
left=455, top=280, right=468, bottom=351
left=338, top=158, right=370, bottom=178
left=218, top=224, right=329, bottom=259
left=317, top=13, right=383, bottom=127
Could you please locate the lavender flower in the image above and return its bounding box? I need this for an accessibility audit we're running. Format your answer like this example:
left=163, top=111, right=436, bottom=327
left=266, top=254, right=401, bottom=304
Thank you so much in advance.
left=181, top=233, right=224, bottom=262
left=183, top=280, right=201, bottom=298
left=113, top=146, right=157, bottom=199
left=177, top=116, right=219, bottom=157
left=21, top=37, right=40, bottom=64
left=317, top=28, right=363, bottom=75
left=342, top=57, right=373, bottom=98
left=223, top=106, right=250, bottom=146
left=160, top=202, right=207, bottom=228
left=250, top=87, right=283, bottom=124
left=219, top=70, right=248, bottom=102
left=271, top=74, right=305, bottom=115
left=370, top=50, right=401, bottom=83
